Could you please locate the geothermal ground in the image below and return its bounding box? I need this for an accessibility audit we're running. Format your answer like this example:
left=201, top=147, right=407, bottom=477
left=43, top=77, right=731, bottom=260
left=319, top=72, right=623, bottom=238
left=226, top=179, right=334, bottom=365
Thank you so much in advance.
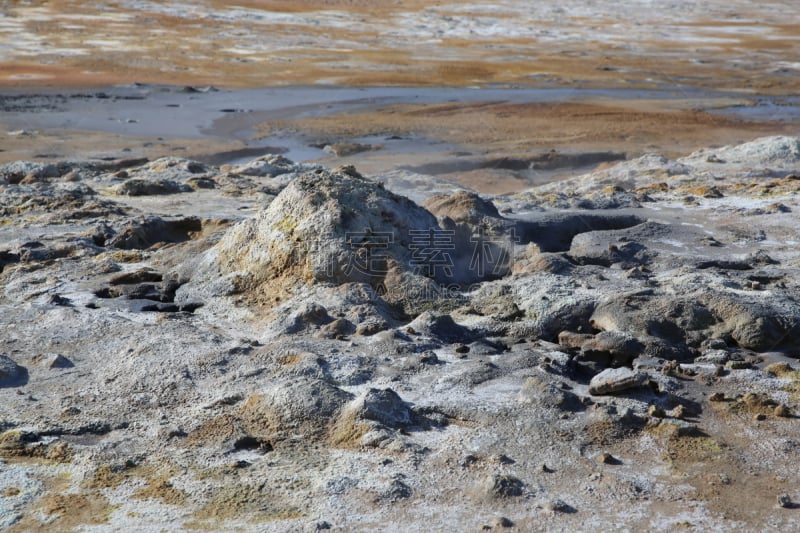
left=2, top=1, right=800, bottom=532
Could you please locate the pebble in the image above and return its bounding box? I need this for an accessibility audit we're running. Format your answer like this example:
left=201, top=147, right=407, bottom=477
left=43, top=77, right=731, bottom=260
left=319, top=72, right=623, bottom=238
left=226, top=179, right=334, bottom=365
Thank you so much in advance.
left=709, top=392, right=725, bottom=402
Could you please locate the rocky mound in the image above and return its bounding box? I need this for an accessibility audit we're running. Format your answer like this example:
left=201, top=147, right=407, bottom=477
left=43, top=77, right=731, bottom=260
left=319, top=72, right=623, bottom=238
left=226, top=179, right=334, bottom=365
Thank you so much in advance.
left=176, top=167, right=514, bottom=316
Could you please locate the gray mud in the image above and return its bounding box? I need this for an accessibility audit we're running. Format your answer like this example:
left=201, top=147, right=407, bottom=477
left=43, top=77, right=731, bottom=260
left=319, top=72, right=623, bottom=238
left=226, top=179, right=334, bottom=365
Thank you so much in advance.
left=2, top=136, right=800, bottom=530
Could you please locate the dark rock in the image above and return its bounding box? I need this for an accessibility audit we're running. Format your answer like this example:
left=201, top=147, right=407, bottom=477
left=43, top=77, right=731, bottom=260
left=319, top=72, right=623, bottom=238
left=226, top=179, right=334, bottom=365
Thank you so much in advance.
left=777, top=494, right=793, bottom=508
left=546, top=499, right=576, bottom=513
left=46, top=294, right=72, bottom=306
left=558, top=331, right=595, bottom=350
left=45, top=354, right=73, bottom=369
left=107, top=216, right=202, bottom=250
left=115, top=178, right=191, bottom=196
left=490, top=517, right=514, bottom=528
left=569, top=232, right=655, bottom=268
left=375, top=476, right=412, bottom=503
left=0, top=355, right=26, bottom=387
left=515, top=213, right=644, bottom=253
left=597, top=452, right=621, bottom=465
left=580, top=331, right=644, bottom=367
left=109, top=269, right=163, bottom=285
left=0, top=250, right=20, bottom=271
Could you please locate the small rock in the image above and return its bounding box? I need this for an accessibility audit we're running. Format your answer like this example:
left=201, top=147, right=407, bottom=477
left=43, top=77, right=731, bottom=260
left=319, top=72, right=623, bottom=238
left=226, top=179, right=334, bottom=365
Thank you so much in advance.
left=648, top=405, right=665, bottom=418
left=661, top=360, right=680, bottom=375
left=460, top=454, right=479, bottom=467
left=588, top=367, right=647, bottom=395
left=765, top=362, right=793, bottom=375
left=490, top=517, right=514, bottom=528
left=668, top=404, right=687, bottom=419
left=376, top=477, right=412, bottom=503
left=775, top=404, right=792, bottom=418
left=519, top=376, right=582, bottom=410
left=754, top=413, right=767, bottom=421
left=323, top=142, right=380, bottom=157
left=695, top=350, right=729, bottom=365
left=349, top=388, right=412, bottom=428
left=546, top=499, right=575, bottom=513
left=45, top=354, right=73, bottom=369
left=482, top=474, right=525, bottom=498
left=597, top=452, right=621, bottom=465
left=726, top=360, right=750, bottom=370
left=0, top=355, right=24, bottom=386
left=115, top=178, right=190, bottom=196
left=46, top=294, right=72, bottom=306
left=701, top=338, right=728, bottom=350
left=709, top=392, right=725, bottom=402
left=557, top=330, right=594, bottom=349
left=777, top=494, right=793, bottom=508
left=580, top=331, right=644, bottom=366
left=355, top=320, right=387, bottom=336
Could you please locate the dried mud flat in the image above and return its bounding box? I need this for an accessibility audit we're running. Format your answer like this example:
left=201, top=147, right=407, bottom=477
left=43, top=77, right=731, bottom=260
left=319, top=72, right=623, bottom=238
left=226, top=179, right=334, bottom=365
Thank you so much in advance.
left=0, top=0, right=799, bottom=92
left=2, top=136, right=800, bottom=531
